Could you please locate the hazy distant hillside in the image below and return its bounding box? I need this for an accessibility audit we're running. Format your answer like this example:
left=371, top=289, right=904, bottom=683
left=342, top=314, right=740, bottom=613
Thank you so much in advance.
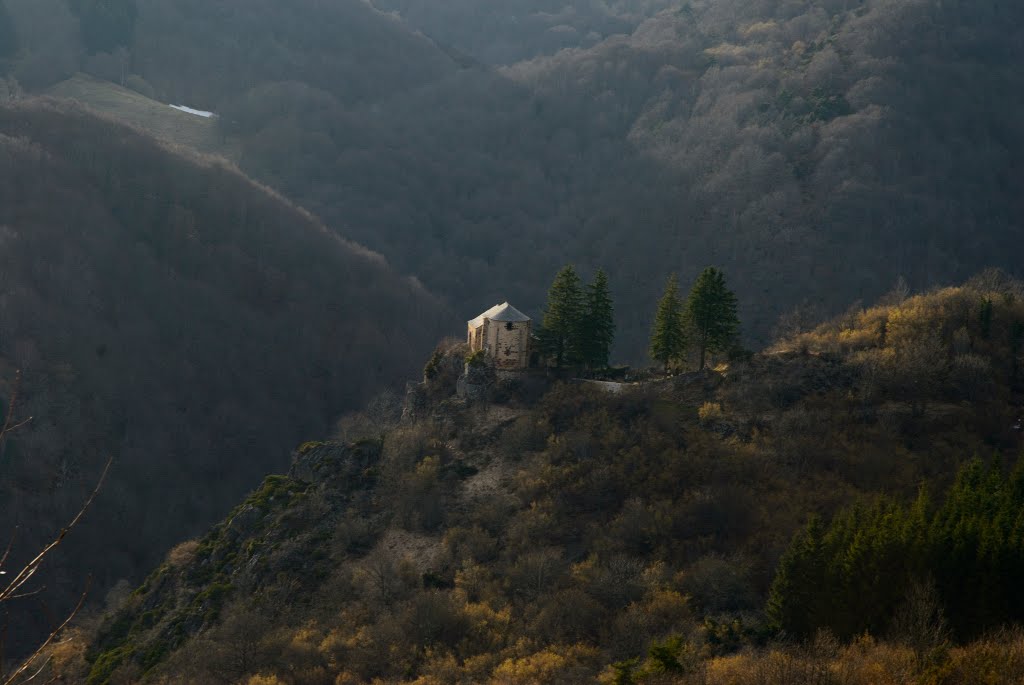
left=10, top=0, right=1022, bottom=359
left=0, top=0, right=460, bottom=104
left=129, top=0, right=459, bottom=109
left=368, top=0, right=676, bottom=64
left=0, top=99, right=450, bottom=656
left=214, top=0, right=1023, bottom=358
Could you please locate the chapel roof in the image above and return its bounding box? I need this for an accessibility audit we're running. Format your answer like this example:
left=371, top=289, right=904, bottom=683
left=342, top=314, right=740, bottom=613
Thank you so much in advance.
left=468, top=302, right=531, bottom=328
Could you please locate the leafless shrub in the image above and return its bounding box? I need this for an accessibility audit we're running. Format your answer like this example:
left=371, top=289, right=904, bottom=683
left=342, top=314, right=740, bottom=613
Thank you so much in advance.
left=889, top=578, right=950, bottom=672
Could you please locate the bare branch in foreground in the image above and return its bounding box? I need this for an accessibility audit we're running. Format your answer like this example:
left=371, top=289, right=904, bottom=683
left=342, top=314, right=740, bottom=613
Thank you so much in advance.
left=0, top=371, right=32, bottom=463
left=0, top=372, right=109, bottom=683
left=0, top=457, right=112, bottom=606
left=2, top=578, right=90, bottom=685
left=0, top=533, right=15, bottom=576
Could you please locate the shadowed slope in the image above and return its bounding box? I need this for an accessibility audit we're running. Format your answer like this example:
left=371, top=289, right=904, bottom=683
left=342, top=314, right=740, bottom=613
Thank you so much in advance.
left=0, top=98, right=452, bottom=658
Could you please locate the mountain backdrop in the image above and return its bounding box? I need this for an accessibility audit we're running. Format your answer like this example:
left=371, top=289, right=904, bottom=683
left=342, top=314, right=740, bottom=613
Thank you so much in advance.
left=0, top=98, right=450, bottom=656
left=1, top=0, right=1023, bottom=671
left=3, top=0, right=1022, bottom=357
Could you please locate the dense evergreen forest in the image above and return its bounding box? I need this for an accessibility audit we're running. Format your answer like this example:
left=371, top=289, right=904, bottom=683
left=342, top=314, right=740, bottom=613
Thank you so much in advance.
left=0, top=100, right=450, bottom=658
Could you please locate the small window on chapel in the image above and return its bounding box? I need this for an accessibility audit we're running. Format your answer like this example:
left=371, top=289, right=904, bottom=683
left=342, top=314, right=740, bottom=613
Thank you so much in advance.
left=505, top=322, right=515, bottom=331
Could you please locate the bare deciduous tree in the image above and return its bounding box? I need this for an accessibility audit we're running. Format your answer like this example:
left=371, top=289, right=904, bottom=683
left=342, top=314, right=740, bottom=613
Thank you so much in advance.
left=0, top=372, right=110, bottom=685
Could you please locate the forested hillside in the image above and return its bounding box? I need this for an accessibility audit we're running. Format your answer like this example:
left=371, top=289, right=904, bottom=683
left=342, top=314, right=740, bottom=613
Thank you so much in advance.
left=4, top=0, right=1022, bottom=359
left=367, top=0, right=677, bottom=64
left=208, top=0, right=1024, bottom=356
left=0, top=0, right=460, bottom=101
left=0, top=99, right=450, bottom=657
left=2, top=0, right=1024, bottom=675
left=127, top=0, right=460, bottom=109
left=32, top=274, right=1024, bottom=684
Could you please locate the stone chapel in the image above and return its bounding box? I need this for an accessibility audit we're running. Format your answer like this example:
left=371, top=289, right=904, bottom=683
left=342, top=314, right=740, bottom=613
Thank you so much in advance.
left=466, top=302, right=532, bottom=370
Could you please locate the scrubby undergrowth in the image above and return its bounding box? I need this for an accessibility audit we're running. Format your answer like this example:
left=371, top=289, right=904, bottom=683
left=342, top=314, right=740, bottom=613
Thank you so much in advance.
left=32, top=277, right=1024, bottom=684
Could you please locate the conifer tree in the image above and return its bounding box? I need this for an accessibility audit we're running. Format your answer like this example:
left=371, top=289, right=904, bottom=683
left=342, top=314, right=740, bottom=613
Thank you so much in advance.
left=581, top=269, right=615, bottom=369
left=766, top=515, right=827, bottom=638
left=538, top=265, right=585, bottom=368
left=766, top=457, right=1024, bottom=642
left=686, top=267, right=739, bottom=370
left=650, top=274, right=687, bottom=374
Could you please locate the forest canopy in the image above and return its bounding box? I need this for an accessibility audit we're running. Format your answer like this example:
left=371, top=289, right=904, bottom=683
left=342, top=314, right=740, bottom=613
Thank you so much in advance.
left=208, top=0, right=1024, bottom=358
left=1, top=0, right=1022, bottom=361
left=0, top=99, right=450, bottom=658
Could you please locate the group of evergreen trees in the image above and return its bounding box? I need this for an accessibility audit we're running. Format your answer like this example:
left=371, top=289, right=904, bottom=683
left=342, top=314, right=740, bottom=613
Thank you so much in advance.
left=537, top=265, right=615, bottom=369
left=650, top=267, right=740, bottom=371
left=768, top=458, right=1024, bottom=642
left=536, top=264, right=740, bottom=372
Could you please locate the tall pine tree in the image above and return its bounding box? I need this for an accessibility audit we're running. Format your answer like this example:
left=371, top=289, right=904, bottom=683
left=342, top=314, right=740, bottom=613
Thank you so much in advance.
left=766, top=515, right=828, bottom=638
left=538, top=265, right=585, bottom=368
left=649, top=274, right=687, bottom=373
left=686, top=267, right=739, bottom=370
left=581, top=269, right=615, bottom=370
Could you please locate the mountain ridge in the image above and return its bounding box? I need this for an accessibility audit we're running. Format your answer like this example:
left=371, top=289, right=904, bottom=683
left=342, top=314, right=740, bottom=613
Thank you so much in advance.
left=12, top=0, right=1023, bottom=361
left=36, top=274, right=1024, bottom=684
left=0, top=97, right=452, bottom=659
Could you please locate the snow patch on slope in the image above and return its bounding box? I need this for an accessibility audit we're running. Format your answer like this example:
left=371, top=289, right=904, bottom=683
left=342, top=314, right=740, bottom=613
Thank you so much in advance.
left=169, top=104, right=215, bottom=118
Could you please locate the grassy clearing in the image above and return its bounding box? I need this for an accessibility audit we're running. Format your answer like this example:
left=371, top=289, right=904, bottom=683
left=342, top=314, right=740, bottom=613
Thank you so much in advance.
left=45, top=74, right=237, bottom=160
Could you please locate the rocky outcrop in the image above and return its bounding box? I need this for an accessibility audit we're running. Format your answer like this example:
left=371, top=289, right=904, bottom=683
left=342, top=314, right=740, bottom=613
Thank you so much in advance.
left=85, top=440, right=385, bottom=683
left=457, top=360, right=497, bottom=401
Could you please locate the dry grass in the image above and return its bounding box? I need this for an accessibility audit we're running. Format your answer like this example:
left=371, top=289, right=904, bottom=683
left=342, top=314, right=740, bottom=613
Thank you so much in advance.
left=165, top=539, right=200, bottom=568
left=619, top=631, right=1024, bottom=685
